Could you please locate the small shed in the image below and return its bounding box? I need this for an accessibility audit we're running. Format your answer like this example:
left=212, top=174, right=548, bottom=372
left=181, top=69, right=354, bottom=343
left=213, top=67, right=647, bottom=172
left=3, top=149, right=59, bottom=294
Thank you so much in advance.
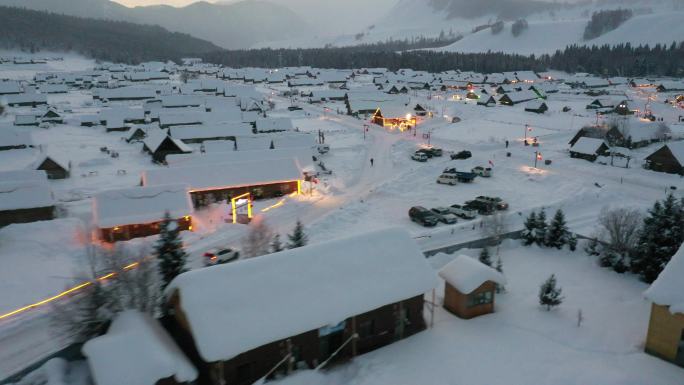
left=644, top=245, right=684, bottom=368
left=83, top=311, right=198, bottom=385
left=438, top=255, right=506, bottom=319
left=569, top=137, right=610, bottom=162
left=524, top=100, right=548, bottom=114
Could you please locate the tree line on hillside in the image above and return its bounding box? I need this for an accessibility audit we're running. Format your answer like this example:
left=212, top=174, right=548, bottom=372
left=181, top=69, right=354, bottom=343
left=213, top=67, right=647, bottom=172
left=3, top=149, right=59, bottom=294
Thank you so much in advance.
left=583, top=9, right=634, bottom=40
left=0, top=6, right=219, bottom=64
left=203, top=42, right=684, bottom=77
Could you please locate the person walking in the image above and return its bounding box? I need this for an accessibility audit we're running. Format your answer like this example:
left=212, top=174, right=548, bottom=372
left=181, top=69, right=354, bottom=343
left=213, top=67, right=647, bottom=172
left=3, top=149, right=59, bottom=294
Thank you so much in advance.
left=370, top=158, right=374, bottom=167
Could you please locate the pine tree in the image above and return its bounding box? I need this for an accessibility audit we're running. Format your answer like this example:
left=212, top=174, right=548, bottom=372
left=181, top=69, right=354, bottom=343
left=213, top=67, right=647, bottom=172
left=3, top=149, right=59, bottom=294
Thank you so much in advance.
left=539, top=274, right=564, bottom=311
left=287, top=220, right=308, bottom=249
left=155, top=212, right=188, bottom=290
left=271, top=233, right=284, bottom=253
left=479, top=247, right=492, bottom=267
left=633, top=195, right=684, bottom=282
left=546, top=209, right=570, bottom=249
left=534, top=209, right=548, bottom=246
left=522, top=211, right=537, bottom=246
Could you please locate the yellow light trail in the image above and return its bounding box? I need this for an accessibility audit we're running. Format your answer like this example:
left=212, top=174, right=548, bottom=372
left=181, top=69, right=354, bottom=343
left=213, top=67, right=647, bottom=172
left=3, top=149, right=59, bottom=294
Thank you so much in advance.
left=0, top=190, right=296, bottom=321
left=0, top=262, right=140, bottom=321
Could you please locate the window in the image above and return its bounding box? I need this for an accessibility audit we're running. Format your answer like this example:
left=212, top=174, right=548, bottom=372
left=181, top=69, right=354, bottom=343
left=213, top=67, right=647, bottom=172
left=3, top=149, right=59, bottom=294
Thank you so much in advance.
left=467, top=291, right=493, bottom=308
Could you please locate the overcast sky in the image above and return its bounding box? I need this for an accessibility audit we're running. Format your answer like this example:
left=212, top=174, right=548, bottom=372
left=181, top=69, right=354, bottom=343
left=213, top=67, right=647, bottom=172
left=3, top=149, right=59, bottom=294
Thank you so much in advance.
left=112, top=0, right=400, bottom=33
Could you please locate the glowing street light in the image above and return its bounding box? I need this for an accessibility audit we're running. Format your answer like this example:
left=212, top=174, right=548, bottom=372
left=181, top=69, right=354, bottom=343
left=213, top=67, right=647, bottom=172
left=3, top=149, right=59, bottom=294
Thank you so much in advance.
left=535, top=151, right=542, bottom=168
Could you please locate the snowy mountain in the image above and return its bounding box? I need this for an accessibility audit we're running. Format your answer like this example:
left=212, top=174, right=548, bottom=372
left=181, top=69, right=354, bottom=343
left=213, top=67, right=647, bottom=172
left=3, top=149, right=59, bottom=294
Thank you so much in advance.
left=255, top=0, right=684, bottom=52
left=0, top=0, right=310, bottom=49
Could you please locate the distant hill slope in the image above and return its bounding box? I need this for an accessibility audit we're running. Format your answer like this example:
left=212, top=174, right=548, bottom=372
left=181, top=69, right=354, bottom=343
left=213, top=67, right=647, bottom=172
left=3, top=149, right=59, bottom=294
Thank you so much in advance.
left=0, top=6, right=221, bottom=63
left=0, top=0, right=311, bottom=49
left=436, top=11, right=684, bottom=56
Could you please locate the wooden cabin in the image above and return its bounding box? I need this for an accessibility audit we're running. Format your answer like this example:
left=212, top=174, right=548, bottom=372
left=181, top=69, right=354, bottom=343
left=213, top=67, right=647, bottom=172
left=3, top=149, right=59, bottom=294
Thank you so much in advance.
left=0, top=180, right=55, bottom=227
left=644, top=245, right=684, bottom=368
left=645, top=143, right=684, bottom=174
left=83, top=311, right=198, bottom=385
left=34, top=155, right=70, bottom=179
left=372, top=106, right=416, bottom=130
left=143, top=131, right=193, bottom=163
left=438, top=255, right=506, bottom=319
left=569, top=137, right=610, bottom=162
left=165, top=228, right=437, bottom=385
left=142, top=158, right=304, bottom=207
left=93, top=184, right=193, bottom=243
left=524, top=100, right=548, bottom=114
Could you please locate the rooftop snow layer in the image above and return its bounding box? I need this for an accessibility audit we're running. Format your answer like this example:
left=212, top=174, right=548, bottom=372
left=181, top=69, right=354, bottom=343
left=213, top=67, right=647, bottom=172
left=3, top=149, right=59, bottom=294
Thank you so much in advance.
left=142, top=158, right=303, bottom=191
left=438, top=255, right=506, bottom=294
left=92, top=184, right=193, bottom=229
left=83, top=310, right=198, bottom=385
left=0, top=180, right=54, bottom=211
left=644, top=245, right=684, bottom=314
left=167, top=228, right=438, bottom=362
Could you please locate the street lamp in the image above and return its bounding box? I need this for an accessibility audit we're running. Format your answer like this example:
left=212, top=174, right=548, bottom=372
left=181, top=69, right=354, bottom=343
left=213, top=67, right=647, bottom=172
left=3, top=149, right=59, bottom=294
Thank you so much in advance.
left=524, top=124, right=532, bottom=143
left=534, top=151, right=542, bottom=168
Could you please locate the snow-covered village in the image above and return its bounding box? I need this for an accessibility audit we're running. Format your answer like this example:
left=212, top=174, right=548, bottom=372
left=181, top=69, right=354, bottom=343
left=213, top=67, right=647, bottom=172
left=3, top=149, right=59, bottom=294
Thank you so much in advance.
left=0, top=1, right=684, bottom=385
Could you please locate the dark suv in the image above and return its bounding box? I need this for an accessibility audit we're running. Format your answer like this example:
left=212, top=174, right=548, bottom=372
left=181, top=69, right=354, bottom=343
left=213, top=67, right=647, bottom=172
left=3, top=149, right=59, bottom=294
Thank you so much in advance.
left=409, top=206, right=439, bottom=227
left=464, top=200, right=496, bottom=215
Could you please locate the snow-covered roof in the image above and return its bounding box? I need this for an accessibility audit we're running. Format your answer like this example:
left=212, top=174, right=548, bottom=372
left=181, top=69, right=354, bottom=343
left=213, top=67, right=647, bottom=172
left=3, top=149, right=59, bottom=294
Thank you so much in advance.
left=142, top=158, right=303, bottom=191
left=235, top=133, right=316, bottom=151
left=93, top=184, right=193, bottom=229
left=169, top=124, right=252, bottom=142
left=167, top=228, right=438, bottom=362
left=501, top=90, right=539, bottom=104
left=644, top=245, right=684, bottom=314
left=0, top=180, right=54, bottom=211
left=166, top=148, right=314, bottom=170
left=0, top=169, right=47, bottom=183
left=438, top=255, right=506, bottom=294
left=255, top=118, right=293, bottom=132
left=83, top=311, right=197, bottom=385
left=570, top=137, right=607, bottom=155
left=0, top=129, right=33, bottom=148
left=0, top=81, right=22, bottom=94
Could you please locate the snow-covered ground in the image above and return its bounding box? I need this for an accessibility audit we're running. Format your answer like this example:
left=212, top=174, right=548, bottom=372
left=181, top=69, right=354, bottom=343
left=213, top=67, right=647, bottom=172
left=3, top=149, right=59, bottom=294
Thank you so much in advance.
left=2, top=55, right=684, bottom=382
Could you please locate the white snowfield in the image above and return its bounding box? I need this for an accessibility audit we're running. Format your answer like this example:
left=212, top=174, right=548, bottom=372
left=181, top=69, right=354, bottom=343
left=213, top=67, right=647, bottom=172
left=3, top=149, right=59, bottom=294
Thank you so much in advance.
left=167, top=228, right=438, bottom=362
left=644, top=244, right=684, bottom=314
left=438, top=254, right=506, bottom=294
left=82, top=311, right=198, bottom=385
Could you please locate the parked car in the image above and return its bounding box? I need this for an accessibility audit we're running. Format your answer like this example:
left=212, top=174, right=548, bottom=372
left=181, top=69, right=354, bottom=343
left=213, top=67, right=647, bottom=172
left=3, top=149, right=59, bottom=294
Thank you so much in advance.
left=449, top=204, right=478, bottom=219
left=408, top=206, right=439, bottom=227
left=204, top=247, right=240, bottom=266
left=411, top=152, right=428, bottom=162
left=475, top=196, right=509, bottom=210
left=451, top=150, right=472, bottom=160
left=424, top=147, right=443, bottom=157
left=431, top=207, right=458, bottom=224
left=436, top=173, right=459, bottom=185
left=443, top=167, right=478, bottom=183
left=471, top=166, right=492, bottom=177
left=416, top=148, right=434, bottom=158
left=464, top=200, right=496, bottom=215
